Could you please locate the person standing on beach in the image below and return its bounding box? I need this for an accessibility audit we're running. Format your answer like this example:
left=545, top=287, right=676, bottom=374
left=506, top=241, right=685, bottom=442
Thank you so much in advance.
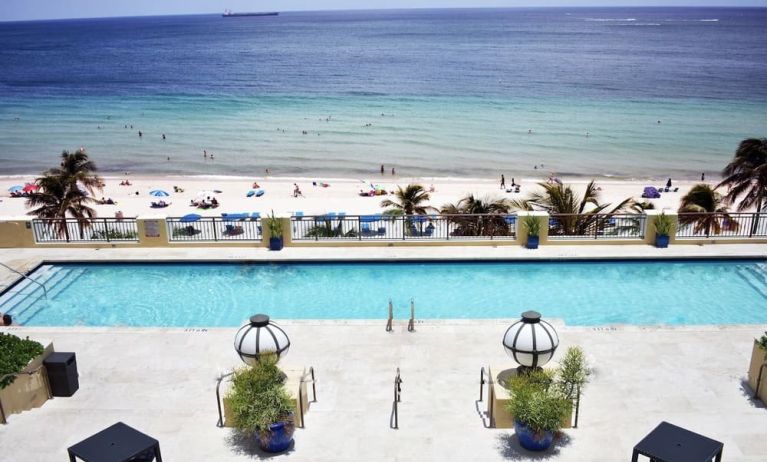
left=380, top=164, right=384, bottom=175
left=666, top=178, right=672, bottom=189
left=701, top=173, right=705, bottom=181
left=391, top=167, right=396, bottom=175
left=500, top=174, right=506, bottom=190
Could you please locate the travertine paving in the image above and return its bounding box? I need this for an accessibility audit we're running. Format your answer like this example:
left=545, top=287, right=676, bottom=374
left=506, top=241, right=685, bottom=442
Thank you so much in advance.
left=0, top=323, right=765, bottom=462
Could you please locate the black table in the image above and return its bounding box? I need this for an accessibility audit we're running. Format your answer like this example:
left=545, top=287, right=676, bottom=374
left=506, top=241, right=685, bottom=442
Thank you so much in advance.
left=68, top=422, right=162, bottom=462
left=632, top=421, right=723, bottom=462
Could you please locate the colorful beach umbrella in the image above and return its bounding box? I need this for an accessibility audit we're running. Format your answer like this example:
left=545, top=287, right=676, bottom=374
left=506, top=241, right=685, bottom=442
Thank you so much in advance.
left=8, top=185, right=23, bottom=192
left=22, top=183, right=39, bottom=193
left=150, top=190, right=170, bottom=197
left=180, top=213, right=202, bottom=223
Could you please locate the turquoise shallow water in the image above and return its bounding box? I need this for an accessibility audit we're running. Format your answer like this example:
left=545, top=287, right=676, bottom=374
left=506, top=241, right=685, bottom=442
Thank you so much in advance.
left=1, top=95, right=764, bottom=178
left=3, top=260, right=767, bottom=327
left=2, top=9, right=767, bottom=178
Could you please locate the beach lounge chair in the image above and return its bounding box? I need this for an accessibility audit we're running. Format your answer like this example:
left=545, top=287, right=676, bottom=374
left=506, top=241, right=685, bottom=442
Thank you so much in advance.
left=246, top=190, right=255, bottom=197
left=255, top=189, right=265, bottom=197
left=251, top=212, right=260, bottom=220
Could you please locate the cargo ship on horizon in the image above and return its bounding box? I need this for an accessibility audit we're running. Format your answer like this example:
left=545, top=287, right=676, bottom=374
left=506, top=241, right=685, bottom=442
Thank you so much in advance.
left=222, top=10, right=279, bottom=17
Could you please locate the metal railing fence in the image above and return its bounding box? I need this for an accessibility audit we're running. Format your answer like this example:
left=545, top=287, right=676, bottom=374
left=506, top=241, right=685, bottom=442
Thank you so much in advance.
left=31, top=218, right=139, bottom=243
left=675, top=212, right=767, bottom=239
left=290, top=214, right=517, bottom=241
left=547, top=213, right=646, bottom=240
left=166, top=217, right=262, bottom=242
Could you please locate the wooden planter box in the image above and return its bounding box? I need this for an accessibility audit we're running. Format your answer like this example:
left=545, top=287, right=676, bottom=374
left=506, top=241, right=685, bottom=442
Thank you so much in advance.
left=222, top=367, right=310, bottom=428
left=747, top=341, right=767, bottom=403
left=0, top=340, right=54, bottom=424
left=487, top=366, right=574, bottom=429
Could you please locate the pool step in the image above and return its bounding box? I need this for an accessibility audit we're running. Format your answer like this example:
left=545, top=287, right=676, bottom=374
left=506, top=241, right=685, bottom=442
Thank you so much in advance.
left=0, top=266, right=88, bottom=324
left=738, top=267, right=767, bottom=301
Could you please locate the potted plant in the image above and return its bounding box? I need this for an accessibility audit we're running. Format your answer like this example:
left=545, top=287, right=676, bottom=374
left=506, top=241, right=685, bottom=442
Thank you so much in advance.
left=226, top=354, right=295, bottom=453
left=748, top=331, right=767, bottom=402
left=654, top=213, right=673, bottom=248
left=506, top=369, right=571, bottom=451
left=505, top=346, right=590, bottom=451
left=265, top=210, right=284, bottom=251
left=523, top=215, right=541, bottom=249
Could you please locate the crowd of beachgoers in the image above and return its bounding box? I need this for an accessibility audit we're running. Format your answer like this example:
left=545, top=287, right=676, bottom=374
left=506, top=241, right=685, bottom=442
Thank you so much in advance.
left=0, top=173, right=704, bottom=219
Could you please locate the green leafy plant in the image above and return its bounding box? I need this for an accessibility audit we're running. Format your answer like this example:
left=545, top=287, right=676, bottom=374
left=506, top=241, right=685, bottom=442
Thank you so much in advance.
left=265, top=210, right=283, bottom=239
left=0, top=333, right=44, bottom=389
left=523, top=215, right=541, bottom=237
left=556, top=346, right=591, bottom=401
left=91, top=229, right=138, bottom=240
left=226, top=354, right=294, bottom=437
left=654, top=213, right=674, bottom=236
left=506, top=369, right=572, bottom=434
left=758, top=332, right=767, bottom=359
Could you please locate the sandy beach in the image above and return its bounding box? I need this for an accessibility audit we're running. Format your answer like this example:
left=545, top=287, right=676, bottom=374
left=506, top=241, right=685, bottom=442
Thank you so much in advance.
left=0, top=174, right=711, bottom=220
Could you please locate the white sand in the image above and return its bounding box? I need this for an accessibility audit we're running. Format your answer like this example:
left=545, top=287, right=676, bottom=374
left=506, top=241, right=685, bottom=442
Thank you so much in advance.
left=0, top=174, right=710, bottom=219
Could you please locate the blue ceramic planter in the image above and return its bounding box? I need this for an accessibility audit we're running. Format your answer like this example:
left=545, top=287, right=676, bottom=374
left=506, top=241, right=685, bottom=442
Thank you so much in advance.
left=269, top=236, right=284, bottom=251
left=258, top=421, right=294, bottom=453
left=655, top=234, right=669, bottom=248
left=526, top=236, right=539, bottom=249
left=514, top=420, right=554, bottom=451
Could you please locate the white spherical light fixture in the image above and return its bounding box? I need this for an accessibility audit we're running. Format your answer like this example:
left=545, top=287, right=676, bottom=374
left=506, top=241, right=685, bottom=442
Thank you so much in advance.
left=502, top=311, right=559, bottom=370
left=234, top=314, right=290, bottom=366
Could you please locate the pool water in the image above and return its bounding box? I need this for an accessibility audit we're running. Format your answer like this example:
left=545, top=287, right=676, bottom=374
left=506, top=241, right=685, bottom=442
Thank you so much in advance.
left=2, top=260, right=767, bottom=327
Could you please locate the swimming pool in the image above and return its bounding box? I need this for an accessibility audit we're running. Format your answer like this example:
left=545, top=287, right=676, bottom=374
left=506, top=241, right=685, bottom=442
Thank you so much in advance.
left=1, top=260, right=766, bottom=327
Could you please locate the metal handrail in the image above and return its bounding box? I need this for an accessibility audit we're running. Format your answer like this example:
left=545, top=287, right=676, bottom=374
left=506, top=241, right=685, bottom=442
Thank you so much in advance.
left=392, top=368, right=402, bottom=429
left=0, top=364, right=51, bottom=424
left=0, top=262, right=47, bottom=300
left=214, top=371, right=235, bottom=428
left=386, top=299, right=394, bottom=332
left=407, top=298, right=415, bottom=332
left=479, top=366, right=494, bottom=426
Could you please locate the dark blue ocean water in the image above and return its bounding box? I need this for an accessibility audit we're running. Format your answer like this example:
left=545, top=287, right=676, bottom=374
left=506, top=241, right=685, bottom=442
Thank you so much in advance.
left=0, top=8, right=766, bottom=177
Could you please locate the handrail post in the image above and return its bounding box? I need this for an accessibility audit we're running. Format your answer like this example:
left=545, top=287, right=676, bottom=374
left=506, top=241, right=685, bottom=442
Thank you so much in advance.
left=104, top=218, right=111, bottom=242
left=215, top=371, right=234, bottom=428
left=573, top=385, right=581, bottom=428
left=479, top=367, right=485, bottom=401
left=392, top=368, right=402, bottom=429
left=386, top=299, right=393, bottom=332
left=407, top=298, right=415, bottom=332
left=212, top=218, right=219, bottom=242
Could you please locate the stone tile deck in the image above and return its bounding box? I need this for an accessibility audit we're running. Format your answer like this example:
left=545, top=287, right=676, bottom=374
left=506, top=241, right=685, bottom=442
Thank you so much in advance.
left=0, top=323, right=765, bottom=462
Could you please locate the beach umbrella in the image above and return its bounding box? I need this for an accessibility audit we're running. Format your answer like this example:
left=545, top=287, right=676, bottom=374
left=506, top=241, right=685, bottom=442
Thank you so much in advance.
left=180, top=213, right=202, bottom=223
left=150, top=190, right=170, bottom=197
left=8, top=185, right=23, bottom=192
left=22, top=183, right=39, bottom=193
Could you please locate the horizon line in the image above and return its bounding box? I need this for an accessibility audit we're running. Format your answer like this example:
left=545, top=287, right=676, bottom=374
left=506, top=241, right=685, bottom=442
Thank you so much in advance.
left=2, top=4, right=765, bottom=24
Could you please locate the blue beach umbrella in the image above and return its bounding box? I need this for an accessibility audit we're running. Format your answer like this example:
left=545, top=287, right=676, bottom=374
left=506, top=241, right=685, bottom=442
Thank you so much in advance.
left=181, top=213, right=202, bottom=223
left=8, top=185, right=23, bottom=192
left=150, top=190, right=170, bottom=197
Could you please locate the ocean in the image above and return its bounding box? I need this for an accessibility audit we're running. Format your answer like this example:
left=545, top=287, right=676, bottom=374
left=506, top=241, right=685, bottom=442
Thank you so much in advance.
left=0, top=7, right=766, bottom=179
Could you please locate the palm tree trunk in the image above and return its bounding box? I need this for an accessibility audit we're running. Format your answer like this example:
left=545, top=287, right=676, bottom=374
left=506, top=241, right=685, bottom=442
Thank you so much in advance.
left=752, top=195, right=764, bottom=236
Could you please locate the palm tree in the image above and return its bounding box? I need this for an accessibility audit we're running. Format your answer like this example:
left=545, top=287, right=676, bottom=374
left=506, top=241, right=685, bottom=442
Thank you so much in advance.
left=678, top=184, right=738, bottom=237
left=718, top=138, right=767, bottom=234
left=380, top=184, right=435, bottom=216
left=509, top=180, right=634, bottom=237
left=26, top=173, right=96, bottom=241
left=440, top=194, right=513, bottom=237
left=48, top=149, right=103, bottom=195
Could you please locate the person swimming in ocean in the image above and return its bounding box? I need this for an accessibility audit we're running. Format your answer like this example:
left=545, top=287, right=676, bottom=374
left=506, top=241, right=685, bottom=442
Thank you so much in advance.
left=138, top=130, right=142, bottom=138
left=162, top=133, right=166, bottom=140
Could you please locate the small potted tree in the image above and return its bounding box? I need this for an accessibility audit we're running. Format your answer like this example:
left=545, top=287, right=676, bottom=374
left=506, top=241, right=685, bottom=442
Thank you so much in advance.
left=654, top=213, right=673, bottom=248
left=748, top=331, right=767, bottom=402
left=505, top=346, right=590, bottom=451
left=507, top=369, right=571, bottom=451
left=265, top=210, right=284, bottom=251
left=523, top=216, right=541, bottom=249
left=227, top=354, right=295, bottom=453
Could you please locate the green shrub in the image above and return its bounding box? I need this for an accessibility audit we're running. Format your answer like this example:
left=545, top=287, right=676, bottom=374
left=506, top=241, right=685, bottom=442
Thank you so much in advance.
left=523, top=215, right=541, bottom=237
left=265, top=210, right=283, bottom=239
left=654, top=213, right=674, bottom=236
left=506, top=369, right=571, bottom=434
left=557, top=346, right=591, bottom=400
left=91, top=229, right=138, bottom=240
left=758, top=332, right=767, bottom=359
left=0, top=333, right=44, bottom=389
left=226, top=354, right=294, bottom=435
